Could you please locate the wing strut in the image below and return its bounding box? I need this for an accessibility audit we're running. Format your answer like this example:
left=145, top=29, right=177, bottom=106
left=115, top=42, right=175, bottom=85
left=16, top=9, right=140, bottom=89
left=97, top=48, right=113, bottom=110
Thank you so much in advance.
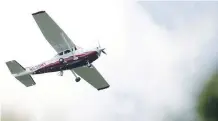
left=61, top=32, right=76, bottom=59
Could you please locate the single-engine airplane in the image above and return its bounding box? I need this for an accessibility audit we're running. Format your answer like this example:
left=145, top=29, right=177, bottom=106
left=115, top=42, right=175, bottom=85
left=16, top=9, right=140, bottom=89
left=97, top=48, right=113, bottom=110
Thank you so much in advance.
left=6, top=11, right=110, bottom=91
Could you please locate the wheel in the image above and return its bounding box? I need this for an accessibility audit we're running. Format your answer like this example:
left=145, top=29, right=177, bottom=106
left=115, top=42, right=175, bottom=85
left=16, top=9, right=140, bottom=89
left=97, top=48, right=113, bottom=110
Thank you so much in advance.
left=87, top=64, right=92, bottom=68
left=86, top=61, right=92, bottom=68
left=58, top=71, right=63, bottom=76
left=59, top=58, right=64, bottom=63
left=75, top=77, right=81, bottom=82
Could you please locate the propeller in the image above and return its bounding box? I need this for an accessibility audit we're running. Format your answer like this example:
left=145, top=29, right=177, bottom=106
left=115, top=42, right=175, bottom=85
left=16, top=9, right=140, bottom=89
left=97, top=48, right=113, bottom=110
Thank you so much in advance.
left=101, top=48, right=107, bottom=55
left=97, top=40, right=107, bottom=55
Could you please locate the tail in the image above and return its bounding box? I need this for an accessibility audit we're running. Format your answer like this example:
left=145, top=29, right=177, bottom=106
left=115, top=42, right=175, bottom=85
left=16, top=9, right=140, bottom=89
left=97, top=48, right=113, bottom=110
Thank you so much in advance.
left=6, top=60, right=36, bottom=87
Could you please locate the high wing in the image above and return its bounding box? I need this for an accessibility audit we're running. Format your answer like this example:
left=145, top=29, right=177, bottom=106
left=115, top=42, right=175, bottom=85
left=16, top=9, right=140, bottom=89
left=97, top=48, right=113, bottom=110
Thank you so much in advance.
left=32, top=11, right=76, bottom=53
left=72, top=65, right=110, bottom=91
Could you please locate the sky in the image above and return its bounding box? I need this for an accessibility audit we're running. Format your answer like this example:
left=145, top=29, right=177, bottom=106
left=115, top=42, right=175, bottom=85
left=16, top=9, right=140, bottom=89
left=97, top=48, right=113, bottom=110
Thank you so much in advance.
left=0, top=0, right=218, bottom=121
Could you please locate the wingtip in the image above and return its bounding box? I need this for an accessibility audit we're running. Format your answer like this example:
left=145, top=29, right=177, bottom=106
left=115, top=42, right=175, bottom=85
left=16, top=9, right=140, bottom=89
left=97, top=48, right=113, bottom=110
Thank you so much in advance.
left=25, top=82, right=36, bottom=87
left=98, top=85, right=110, bottom=91
left=32, top=11, right=46, bottom=15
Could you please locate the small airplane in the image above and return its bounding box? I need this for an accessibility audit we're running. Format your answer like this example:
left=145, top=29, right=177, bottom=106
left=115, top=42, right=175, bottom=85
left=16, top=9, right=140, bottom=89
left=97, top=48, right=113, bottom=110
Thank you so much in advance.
left=5, top=11, right=110, bottom=91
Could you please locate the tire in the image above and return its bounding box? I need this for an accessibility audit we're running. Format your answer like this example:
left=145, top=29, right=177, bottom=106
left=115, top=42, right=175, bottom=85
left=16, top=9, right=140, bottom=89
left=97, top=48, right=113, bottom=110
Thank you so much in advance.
left=75, top=77, right=81, bottom=82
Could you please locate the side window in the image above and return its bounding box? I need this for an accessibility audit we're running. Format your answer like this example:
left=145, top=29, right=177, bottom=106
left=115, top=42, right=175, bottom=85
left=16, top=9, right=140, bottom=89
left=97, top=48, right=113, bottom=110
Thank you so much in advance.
left=58, top=52, right=63, bottom=55
left=71, top=47, right=77, bottom=52
left=64, top=50, right=71, bottom=54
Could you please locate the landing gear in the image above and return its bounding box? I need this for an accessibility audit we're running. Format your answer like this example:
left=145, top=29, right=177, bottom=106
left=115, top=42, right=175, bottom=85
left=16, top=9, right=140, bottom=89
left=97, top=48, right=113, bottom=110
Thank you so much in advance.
left=57, top=70, right=63, bottom=76
left=87, top=64, right=92, bottom=68
left=75, top=77, right=81, bottom=82
left=58, top=58, right=65, bottom=76
left=72, top=70, right=80, bottom=82
left=86, top=61, right=92, bottom=68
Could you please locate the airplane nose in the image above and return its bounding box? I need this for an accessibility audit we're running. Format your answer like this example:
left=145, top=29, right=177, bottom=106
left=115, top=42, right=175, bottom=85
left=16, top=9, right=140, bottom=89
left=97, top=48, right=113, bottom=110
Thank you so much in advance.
left=97, top=48, right=106, bottom=56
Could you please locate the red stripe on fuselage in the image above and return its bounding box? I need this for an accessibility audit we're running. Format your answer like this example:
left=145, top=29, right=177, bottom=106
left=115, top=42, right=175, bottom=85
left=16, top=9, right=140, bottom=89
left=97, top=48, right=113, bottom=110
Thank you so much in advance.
left=42, top=51, right=96, bottom=68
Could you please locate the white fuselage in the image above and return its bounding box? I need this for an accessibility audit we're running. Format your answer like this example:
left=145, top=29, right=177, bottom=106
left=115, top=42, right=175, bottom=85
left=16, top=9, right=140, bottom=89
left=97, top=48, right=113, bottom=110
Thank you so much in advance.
left=24, top=47, right=103, bottom=75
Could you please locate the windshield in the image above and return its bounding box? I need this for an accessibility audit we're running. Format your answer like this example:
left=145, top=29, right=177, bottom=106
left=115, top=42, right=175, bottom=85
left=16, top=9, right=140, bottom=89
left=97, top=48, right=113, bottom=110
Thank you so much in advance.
left=56, top=47, right=78, bottom=56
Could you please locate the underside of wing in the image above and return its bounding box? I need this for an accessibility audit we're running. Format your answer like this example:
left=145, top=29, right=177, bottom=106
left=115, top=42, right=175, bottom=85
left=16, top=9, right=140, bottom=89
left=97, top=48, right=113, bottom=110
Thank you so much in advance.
left=72, top=66, right=110, bottom=91
left=32, top=11, right=76, bottom=53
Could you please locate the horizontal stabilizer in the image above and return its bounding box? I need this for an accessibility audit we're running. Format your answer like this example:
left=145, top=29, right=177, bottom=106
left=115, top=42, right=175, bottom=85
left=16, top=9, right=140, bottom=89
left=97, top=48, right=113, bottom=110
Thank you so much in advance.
left=6, top=60, right=25, bottom=74
left=6, top=60, right=36, bottom=87
left=15, top=75, right=36, bottom=87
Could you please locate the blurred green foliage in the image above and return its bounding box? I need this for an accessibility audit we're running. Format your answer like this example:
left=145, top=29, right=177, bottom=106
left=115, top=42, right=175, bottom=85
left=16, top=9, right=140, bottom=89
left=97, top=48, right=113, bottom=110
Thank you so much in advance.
left=198, top=71, right=218, bottom=121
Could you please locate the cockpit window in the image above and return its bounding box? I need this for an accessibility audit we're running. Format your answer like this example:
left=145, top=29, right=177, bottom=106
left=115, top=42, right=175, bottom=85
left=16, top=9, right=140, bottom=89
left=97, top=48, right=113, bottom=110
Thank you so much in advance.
left=58, top=52, right=63, bottom=55
left=71, top=47, right=77, bottom=52
left=64, top=50, right=71, bottom=54
left=58, top=47, right=77, bottom=56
